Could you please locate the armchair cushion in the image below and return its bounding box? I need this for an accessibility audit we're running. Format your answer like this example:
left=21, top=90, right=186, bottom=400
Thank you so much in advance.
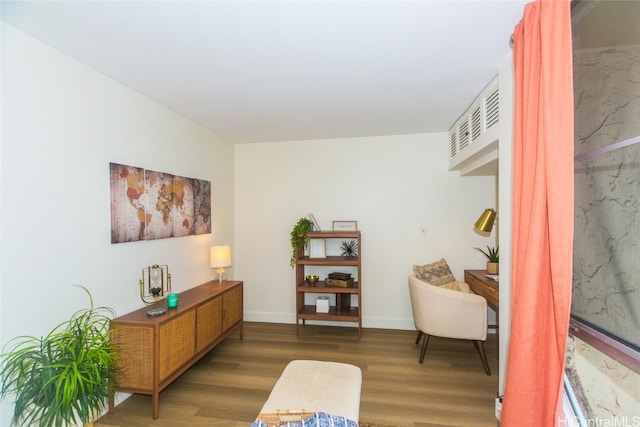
left=408, top=274, right=491, bottom=374
left=412, top=258, right=456, bottom=287
left=440, top=280, right=470, bottom=292
left=409, top=274, right=487, bottom=341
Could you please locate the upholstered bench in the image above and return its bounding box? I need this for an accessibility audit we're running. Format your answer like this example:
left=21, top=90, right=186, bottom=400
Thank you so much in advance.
left=255, top=360, right=362, bottom=426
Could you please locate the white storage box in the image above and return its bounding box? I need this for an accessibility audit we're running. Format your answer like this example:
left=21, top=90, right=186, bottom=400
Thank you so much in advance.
left=316, top=296, right=330, bottom=313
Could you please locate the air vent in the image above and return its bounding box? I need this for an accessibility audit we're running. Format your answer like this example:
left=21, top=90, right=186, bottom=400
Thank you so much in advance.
left=449, top=130, right=457, bottom=157
left=448, top=76, right=500, bottom=174
left=471, top=106, right=481, bottom=141
left=458, top=120, right=470, bottom=150
left=485, top=87, right=499, bottom=129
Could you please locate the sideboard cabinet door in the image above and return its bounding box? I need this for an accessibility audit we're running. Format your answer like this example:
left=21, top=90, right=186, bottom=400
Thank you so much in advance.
left=159, top=309, right=196, bottom=382
left=110, top=325, right=154, bottom=390
left=196, top=295, right=223, bottom=353
left=223, top=285, right=243, bottom=332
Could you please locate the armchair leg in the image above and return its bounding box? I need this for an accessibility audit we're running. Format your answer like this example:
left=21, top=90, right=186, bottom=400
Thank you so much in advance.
left=418, top=334, right=431, bottom=364
left=415, top=331, right=423, bottom=345
left=473, top=340, right=491, bottom=376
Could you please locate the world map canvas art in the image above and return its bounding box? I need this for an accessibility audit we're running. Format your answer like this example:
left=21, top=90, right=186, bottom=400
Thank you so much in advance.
left=110, top=162, right=211, bottom=243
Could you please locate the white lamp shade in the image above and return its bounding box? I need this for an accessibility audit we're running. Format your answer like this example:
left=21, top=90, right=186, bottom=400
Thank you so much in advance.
left=210, top=246, right=231, bottom=268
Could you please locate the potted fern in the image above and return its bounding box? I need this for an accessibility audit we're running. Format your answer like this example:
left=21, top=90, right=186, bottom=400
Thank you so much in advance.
left=0, top=286, right=119, bottom=427
left=475, top=246, right=499, bottom=274
left=290, top=217, right=314, bottom=267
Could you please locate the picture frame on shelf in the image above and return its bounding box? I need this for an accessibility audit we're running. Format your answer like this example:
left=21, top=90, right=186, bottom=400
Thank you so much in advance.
left=332, top=220, right=358, bottom=231
left=308, top=239, right=326, bottom=258
left=308, top=213, right=321, bottom=231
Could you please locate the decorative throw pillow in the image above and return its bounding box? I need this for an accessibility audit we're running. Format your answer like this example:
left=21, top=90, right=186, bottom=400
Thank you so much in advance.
left=439, top=281, right=462, bottom=292
left=412, top=258, right=456, bottom=286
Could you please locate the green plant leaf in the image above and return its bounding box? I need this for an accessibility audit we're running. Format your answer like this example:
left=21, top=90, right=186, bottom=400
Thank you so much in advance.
left=0, top=285, right=119, bottom=426
left=290, top=217, right=313, bottom=267
left=474, top=245, right=499, bottom=262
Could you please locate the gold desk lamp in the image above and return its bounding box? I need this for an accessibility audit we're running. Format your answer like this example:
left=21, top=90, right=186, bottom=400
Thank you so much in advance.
left=474, top=208, right=497, bottom=233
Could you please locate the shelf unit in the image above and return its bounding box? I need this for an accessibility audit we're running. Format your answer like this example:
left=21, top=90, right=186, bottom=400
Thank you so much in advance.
left=295, top=230, right=362, bottom=337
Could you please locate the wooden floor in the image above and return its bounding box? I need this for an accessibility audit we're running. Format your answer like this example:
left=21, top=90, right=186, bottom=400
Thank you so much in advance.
left=96, top=322, right=499, bottom=427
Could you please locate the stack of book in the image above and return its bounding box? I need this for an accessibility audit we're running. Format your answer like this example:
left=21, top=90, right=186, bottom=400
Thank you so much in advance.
left=325, top=272, right=354, bottom=288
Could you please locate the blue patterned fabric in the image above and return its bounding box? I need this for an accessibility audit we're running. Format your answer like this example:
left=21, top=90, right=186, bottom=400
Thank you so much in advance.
left=250, top=412, right=358, bottom=427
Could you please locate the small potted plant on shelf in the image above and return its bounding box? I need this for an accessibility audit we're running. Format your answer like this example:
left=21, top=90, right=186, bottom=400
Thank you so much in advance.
left=0, top=286, right=120, bottom=427
left=290, top=217, right=314, bottom=267
left=475, top=245, right=499, bottom=274
left=340, top=240, right=358, bottom=257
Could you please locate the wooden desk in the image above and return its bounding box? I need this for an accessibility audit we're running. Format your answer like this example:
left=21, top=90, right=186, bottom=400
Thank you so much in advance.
left=464, top=270, right=499, bottom=311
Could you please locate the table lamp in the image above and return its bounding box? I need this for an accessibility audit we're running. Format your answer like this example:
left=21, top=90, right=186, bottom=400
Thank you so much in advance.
left=210, top=245, right=231, bottom=283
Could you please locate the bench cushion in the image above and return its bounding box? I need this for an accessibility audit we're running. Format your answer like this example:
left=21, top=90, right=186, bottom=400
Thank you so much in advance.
left=258, top=360, right=362, bottom=422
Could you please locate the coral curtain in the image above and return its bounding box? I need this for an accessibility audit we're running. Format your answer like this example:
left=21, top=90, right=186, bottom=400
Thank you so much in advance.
left=501, top=0, right=574, bottom=426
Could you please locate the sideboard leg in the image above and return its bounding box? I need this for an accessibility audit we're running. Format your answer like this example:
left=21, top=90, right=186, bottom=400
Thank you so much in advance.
left=152, top=392, right=159, bottom=419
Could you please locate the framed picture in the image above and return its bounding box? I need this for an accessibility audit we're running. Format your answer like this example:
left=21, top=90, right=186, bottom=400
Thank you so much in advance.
left=332, top=220, right=358, bottom=231
left=308, top=213, right=321, bottom=231
left=308, top=239, right=326, bottom=258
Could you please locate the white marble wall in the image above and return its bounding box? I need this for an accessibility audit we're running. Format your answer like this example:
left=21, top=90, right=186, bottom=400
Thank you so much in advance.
left=566, top=335, right=639, bottom=421
left=568, top=40, right=640, bottom=421
left=573, top=43, right=640, bottom=347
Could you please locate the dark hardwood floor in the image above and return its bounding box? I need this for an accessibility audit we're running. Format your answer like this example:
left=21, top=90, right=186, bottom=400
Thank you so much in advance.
left=96, top=322, right=498, bottom=427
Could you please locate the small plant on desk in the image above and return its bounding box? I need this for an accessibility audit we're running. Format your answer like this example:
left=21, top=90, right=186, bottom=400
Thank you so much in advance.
left=475, top=246, right=499, bottom=262
left=475, top=246, right=499, bottom=274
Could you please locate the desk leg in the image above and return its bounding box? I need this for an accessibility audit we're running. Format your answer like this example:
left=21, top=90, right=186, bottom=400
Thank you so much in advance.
left=488, top=307, right=499, bottom=330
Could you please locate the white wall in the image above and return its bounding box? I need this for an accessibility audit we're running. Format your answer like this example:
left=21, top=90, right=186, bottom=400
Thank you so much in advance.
left=498, top=52, right=515, bottom=399
left=0, top=23, right=234, bottom=424
left=235, top=134, right=496, bottom=329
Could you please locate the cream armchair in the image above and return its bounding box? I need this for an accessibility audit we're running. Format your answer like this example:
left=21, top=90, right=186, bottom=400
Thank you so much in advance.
left=408, top=274, right=491, bottom=375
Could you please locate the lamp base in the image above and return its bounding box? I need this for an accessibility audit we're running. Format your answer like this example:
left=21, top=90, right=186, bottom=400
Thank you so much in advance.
left=215, top=267, right=226, bottom=283
left=147, top=307, right=167, bottom=317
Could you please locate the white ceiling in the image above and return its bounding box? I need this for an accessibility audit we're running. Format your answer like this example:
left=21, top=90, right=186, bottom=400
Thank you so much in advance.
left=1, top=0, right=527, bottom=144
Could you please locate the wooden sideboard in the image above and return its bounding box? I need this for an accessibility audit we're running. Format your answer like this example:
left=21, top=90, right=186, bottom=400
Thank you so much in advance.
left=109, top=280, right=243, bottom=419
left=464, top=270, right=499, bottom=311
